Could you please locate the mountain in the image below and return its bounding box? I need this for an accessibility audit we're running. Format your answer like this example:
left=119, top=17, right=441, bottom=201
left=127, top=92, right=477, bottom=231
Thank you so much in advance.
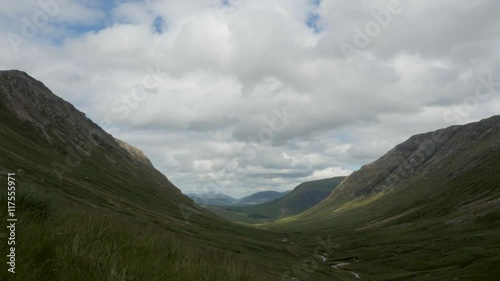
left=2, top=70, right=499, bottom=280
left=294, top=115, right=500, bottom=221
left=0, top=70, right=302, bottom=281
left=0, top=70, right=192, bottom=224
left=208, top=177, right=346, bottom=224
left=186, top=193, right=238, bottom=206
left=237, top=190, right=290, bottom=206
left=186, top=190, right=290, bottom=207
left=274, top=116, right=500, bottom=280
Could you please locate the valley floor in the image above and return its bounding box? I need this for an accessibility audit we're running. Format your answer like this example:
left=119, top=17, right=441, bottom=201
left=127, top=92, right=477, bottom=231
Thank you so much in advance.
left=1, top=179, right=500, bottom=281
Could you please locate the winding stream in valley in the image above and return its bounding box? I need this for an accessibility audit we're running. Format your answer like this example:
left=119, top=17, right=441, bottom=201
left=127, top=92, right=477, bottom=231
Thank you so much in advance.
left=318, top=255, right=361, bottom=279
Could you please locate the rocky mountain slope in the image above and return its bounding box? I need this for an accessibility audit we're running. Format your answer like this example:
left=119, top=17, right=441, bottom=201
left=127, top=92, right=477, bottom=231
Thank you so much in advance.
left=300, top=115, right=500, bottom=220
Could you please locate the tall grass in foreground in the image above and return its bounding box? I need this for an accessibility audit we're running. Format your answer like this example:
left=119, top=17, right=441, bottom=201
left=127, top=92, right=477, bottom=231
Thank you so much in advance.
left=0, top=185, right=274, bottom=281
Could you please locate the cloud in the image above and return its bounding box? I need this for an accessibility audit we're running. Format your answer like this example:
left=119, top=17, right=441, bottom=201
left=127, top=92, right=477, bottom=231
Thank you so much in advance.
left=1, top=0, right=499, bottom=197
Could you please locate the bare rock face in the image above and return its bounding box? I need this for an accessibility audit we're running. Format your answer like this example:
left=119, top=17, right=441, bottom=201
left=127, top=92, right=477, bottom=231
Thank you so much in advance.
left=0, top=70, right=115, bottom=149
left=324, top=115, right=500, bottom=207
left=115, top=138, right=154, bottom=168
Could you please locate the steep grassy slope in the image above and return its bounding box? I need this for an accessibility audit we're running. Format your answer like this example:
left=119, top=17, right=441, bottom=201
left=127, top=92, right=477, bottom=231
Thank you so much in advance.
left=274, top=116, right=500, bottom=280
left=0, top=69, right=212, bottom=233
left=208, top=177, right=345, bottom=224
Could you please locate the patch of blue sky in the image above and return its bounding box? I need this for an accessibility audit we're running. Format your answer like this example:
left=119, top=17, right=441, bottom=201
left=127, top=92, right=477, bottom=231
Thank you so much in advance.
left=89, top=0, right=128, bottom=13
left=44, top=20, right=107, bottom=45
left=43, top=0, right=148, bottom=44
left=332, top=132, right=351, bottom=142
left=306, top=12, right=323, bottom=33
left=219, top=0, right=235, bottom=7
left=65, top=21, right=109, bottom=34
left=306, top=0, right=324, bottom=33
left=153, top=16, right=166, bottom=34
left=311, top=0, right=321, bottom=7
left=348, top=165, right=361, bottom=171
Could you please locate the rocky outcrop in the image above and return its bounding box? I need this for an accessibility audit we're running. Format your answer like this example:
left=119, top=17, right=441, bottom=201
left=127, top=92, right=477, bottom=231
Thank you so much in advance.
left=324, top=115, right=500, bottom=207
left=115, top=138, right=154, bottom=168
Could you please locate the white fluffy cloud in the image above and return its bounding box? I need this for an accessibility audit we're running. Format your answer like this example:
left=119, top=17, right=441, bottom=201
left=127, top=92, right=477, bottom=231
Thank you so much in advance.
left=1, top=0, right=499, bottom=197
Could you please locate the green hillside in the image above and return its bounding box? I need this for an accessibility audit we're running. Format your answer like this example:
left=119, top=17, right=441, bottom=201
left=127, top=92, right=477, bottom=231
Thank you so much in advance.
left=272, top=116, right=500, bottom=280
left=207, top=177, right=345, bottom=224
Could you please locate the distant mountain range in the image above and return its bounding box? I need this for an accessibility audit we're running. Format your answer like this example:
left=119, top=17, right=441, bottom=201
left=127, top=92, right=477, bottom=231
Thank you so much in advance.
left=186, top=193, right=238, bottom=206
left=207, top=176, right=346, bottom=223
left=238, top=190, right=291, bottom=205
left=186, top=190, right=290, bottom=206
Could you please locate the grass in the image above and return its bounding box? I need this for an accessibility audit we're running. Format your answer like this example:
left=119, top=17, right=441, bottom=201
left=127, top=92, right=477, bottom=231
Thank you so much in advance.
left=0, top=185, right=277, bottom=281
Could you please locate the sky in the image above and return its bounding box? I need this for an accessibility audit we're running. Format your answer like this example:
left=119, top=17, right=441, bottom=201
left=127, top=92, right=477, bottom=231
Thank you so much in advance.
left=1, top=0, right=499, bottom=198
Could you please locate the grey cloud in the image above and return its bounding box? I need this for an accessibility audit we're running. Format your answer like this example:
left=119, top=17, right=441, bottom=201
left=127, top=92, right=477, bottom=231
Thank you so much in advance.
left=1, top=0, right=499, bottom=197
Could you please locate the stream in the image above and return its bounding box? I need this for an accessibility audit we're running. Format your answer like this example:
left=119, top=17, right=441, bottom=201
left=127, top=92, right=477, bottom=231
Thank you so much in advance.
left=331, top=262, right=360, bottom=279
left=318, top=255, right=361, bottom=279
